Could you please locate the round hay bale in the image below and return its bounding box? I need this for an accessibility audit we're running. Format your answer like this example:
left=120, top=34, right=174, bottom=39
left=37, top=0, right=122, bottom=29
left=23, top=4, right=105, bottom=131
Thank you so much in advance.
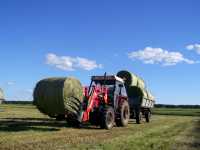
left=142, top=89, right=148, bottom=99
left=146, top=90, right=155, bottom=101
left=137, top=78, right=145, bottom=89
left=126, top=86, right=143, bottom=106
left=33, top=77, right=83, bottom=118
left=126, top=86, right=148, bottom=107
left=127, top=86, right=143, bottom=99
left=117, top=70, right=145, bottom=89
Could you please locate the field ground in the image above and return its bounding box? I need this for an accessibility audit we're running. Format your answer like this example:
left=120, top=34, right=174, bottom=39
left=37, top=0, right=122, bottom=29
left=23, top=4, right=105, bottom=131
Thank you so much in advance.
left=153, top=107, right=200, bottom=116
left=0, top=104, right=200, bottom=150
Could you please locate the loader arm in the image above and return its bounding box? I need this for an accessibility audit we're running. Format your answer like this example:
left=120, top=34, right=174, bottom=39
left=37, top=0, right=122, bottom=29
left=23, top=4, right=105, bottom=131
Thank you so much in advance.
left=78, top=86, right=96, bottom=122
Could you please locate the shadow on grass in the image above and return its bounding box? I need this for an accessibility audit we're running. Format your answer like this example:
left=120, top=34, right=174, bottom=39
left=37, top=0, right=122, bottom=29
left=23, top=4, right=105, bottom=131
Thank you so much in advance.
left=0, top=117, right=68, bottom=132
left=0, top=117, right=110, bottom=132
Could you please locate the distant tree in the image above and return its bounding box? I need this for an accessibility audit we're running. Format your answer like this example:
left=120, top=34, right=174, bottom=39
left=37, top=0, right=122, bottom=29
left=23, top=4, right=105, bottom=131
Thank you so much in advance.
left=155, top=104, right=200, bottom=109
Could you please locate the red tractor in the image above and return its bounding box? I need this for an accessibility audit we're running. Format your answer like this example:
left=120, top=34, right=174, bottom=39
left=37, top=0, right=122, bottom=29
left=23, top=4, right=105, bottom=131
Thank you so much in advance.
left=76, top=75, right=130, bottom=129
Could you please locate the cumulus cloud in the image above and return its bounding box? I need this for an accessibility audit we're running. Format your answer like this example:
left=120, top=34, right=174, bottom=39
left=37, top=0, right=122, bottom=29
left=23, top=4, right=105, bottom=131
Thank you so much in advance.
left=128, top=47, right=197, bottom=66
left=186, top=44, right=200, bottom=55
left=46, top=53, right=102, bottom=71
left=7, top=81, right=15, bottom=86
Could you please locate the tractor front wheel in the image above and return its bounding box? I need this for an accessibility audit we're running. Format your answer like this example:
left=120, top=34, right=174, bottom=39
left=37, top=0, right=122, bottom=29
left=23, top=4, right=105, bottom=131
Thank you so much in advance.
left=100, top=107, right=115, bottom=130
left=116, top=101, right=130, bottom=127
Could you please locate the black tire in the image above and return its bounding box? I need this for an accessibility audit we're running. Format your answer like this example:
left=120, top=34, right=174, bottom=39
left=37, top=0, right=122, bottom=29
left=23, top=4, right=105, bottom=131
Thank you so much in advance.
left=66, top=113, right=80, bottom=128
left=64, top=97, right=82, bottom=116
left=145, top=111, right=150, bottom=123
left=100, top=107, right=115, bottom=130
left=56, top=114, right=65, bottom=121
left=116, top=101, right=130, bottom=127
left=136, top=112, right=142, bottom=124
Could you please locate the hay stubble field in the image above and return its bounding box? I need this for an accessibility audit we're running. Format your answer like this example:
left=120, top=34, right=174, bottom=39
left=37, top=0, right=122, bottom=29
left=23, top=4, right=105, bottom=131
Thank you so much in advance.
left=0, top=104, right=199, bottom=150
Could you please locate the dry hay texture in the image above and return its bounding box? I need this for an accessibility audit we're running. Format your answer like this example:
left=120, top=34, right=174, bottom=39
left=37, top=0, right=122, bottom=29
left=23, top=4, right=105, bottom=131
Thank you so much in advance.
left=33, top=77, right=83, bottom=117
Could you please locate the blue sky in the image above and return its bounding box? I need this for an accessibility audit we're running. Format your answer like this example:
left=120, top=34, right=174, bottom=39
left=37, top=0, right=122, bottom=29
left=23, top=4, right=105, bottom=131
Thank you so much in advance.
left=0, top=0, right=200, bottom=104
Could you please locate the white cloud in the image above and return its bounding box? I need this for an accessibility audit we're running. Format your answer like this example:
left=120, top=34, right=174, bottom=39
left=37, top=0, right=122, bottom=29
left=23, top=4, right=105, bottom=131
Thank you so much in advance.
left=186, top=44, right=200, bottom=55
left=128, top=47, right=197, bottom=66
left=7, top=81, right=15, bottom=86
left=46, top=53, right=102, bottom=71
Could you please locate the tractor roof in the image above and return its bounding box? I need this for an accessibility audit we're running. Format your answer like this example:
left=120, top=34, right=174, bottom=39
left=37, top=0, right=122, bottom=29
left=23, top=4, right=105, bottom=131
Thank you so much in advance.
left=91, top=75, right=124, bottom=83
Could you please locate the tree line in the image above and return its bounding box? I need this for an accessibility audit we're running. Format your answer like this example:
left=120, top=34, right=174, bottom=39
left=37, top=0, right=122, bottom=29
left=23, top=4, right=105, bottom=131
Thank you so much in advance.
left=155, top=104, right=200, bottom=109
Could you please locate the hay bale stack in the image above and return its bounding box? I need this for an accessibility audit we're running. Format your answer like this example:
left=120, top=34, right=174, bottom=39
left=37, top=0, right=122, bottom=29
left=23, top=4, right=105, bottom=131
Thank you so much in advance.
left=33, top=77, right=83, bottom=118
left=117, top=70, right=145, bottom=89
left=117, top=70, right=155, bottom=108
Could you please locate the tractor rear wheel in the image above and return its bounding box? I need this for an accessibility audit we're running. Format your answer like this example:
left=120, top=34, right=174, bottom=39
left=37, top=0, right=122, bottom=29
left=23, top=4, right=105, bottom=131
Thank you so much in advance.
left=100, top=107, right=115, bottom=130
left=116, top=101, right=130, bottom=127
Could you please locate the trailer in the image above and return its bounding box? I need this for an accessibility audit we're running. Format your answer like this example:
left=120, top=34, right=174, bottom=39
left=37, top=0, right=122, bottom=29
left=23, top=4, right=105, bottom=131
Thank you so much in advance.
left=128, top=90, right=155, bottom=124
left=117, top=70, right=155, bottom=124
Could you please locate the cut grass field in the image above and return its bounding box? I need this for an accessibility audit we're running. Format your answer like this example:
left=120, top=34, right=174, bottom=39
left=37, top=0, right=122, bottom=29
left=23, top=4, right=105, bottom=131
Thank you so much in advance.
left=0, top=104, right=199, bottom=150
left=153, top=107, right=200, bottom=116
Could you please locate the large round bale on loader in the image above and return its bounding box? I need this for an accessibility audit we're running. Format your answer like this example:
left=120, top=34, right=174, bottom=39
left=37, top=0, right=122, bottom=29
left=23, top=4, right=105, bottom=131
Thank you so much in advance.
left=117, top=70, right=145, bottom=89
left=33, top=77, right=83, bottom=118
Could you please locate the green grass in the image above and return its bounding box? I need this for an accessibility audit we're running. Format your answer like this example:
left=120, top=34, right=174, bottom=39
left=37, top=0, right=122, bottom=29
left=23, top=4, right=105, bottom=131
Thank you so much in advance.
left=0, top=104, right=199, bottom=150
left=153, top=107, right=200, bottom=116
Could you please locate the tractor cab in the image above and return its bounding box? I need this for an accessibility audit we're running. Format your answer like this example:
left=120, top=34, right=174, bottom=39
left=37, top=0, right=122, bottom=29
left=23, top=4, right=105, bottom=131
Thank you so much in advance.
left=87, top=75, right=127, bottom=107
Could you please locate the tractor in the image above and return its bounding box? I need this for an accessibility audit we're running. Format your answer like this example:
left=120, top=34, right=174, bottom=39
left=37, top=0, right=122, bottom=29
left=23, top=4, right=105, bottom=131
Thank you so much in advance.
left=76, top=75, right=130, bottom=129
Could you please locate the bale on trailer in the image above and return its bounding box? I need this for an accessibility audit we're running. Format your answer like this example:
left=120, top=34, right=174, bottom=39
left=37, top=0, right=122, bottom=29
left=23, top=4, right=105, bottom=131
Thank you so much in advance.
left=117, top=70, right=145, bottom=89
left=0, top=88, right=4, bottom=104
left=33, top=77, right=83, bottom=118
left=126, top=86, right=149, bottom=107
left=147, top=90, right=155, bottom=101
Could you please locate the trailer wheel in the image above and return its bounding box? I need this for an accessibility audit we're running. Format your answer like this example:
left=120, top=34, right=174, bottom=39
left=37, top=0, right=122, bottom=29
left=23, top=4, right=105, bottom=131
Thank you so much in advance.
left=116, top=101, right=130, bottom=127
left=145, top=111, right=150, bottom=123
left=136, top=112, right=142, bottom=124
left=100, top=107, right=115, bottom=130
